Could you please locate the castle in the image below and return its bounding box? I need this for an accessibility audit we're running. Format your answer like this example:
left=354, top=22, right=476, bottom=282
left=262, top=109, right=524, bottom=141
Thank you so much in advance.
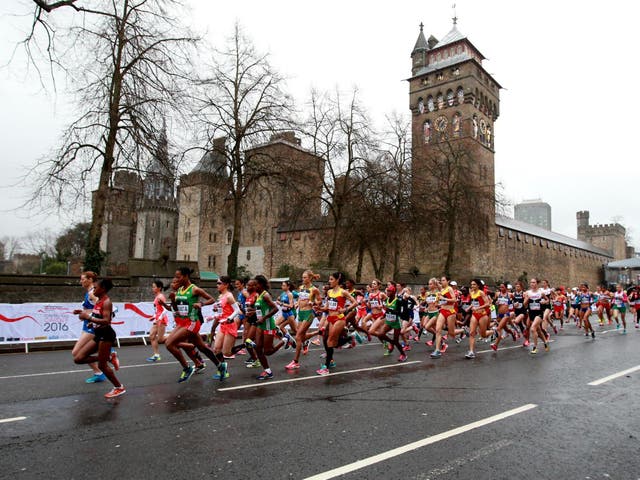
left=99, top=20, right=628, bottom=286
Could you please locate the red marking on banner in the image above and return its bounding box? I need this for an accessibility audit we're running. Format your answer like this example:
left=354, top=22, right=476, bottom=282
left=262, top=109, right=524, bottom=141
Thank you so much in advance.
left=124, top=303, right=154, bottom=319
left=0, top=314, right=40, bottom=325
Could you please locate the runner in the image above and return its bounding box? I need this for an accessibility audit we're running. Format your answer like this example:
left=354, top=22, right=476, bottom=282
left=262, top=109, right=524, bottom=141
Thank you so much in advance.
left=210, top=276, right=242, bottom=379
left=577, top=283, right=596, bottom=339
left=370, top=282, right=407, bottom=362
left=250, top=275, right=285, bottom=380
left=524, top=278, right=550, bottom=354
left=491, top=282, right=516, bottom=352
left=430, top=276, right=464, bottom=359
left=72, top=271, right=104, bottom=383
left=512, top=281, right=528, bottom=345
left=286, top=270, right=322, bottom=370
left=73, top=278, right=125, bottom=398
left=421, top=278, right=441, bottom=348
left=611, top=283, right=629, bottom=333
left=316, top=272, right=357, bottom=375
left=164, top=267, right=227, bottom=383
left=275, top=280, right=297, bottom=347
left=365, top=279, right=388, bottom=352
left=466, top=279, right=492, bottom=358
left=146, top=280, right=169, bottom=362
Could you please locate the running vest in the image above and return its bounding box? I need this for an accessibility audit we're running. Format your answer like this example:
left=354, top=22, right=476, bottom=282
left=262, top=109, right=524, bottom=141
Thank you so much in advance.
left=369, top=291, right=383, bottom=309
left=327, top=288, right=346, bottom=317
left=175, top=284, right=201, bottom=322
left=513, top=291, right=525, bottom=310
left=385, top=297, right=399, bottom=322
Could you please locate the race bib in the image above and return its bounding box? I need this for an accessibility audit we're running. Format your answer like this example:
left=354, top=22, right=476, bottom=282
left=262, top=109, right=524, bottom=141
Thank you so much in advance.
left=385, top=312, right=396, bottom=322
left=370, top=299, right=380, bottom=308
left=177, top=304, right=189, bottom=316
left=530, top=302, right=540, bottom=310
left=328, top=299, right=338, bottom=311
left=256, top=309, right=263, bottom=320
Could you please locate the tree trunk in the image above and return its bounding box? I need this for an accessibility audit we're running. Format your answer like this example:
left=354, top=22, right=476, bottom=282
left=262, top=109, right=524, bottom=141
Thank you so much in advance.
left=227, top=196, right=243, bottom=277
left=444, top=217, right=457, bottom=278
left=355, top=241, right=364, bottom=282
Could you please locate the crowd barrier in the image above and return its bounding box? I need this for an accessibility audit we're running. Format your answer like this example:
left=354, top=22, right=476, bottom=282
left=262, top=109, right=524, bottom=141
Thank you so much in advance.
left=0, top=302, right=216, bottom=352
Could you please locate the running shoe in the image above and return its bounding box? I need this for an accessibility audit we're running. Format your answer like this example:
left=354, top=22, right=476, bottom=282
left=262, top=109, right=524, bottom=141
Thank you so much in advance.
left=195, top=363, right=206, bottom=374
left=455, top=336, right=462, bottom=344
left=383, top=342, right=390, bottom=356
left=591, top=331, right=595, bottom=339
left=244, top=357, right=255, bottom=365
left=635, top=324, right=639, bottom=329
left=490, top=342, right=498, bottom=352
left=510, top=328, right=517, bottom=342
left=353, top=332, right=364, bottom=344
left=246, top=360, right=262, bottom=368
left=212, top=371, right=230, bottom=380
left=552, top=325, right=558, bottom=334
left=217, top=362, right=229, bottom=382
left=316, top=365, right=330, bottom=376
left=245, top=339, right=257, bottom=349
left=256, top=370, right=274, bottom=380
left=236, top=348, right=247, bottom=355
left=311, top=338, right=321, bottom=346
left=223, top=354, right=236, bottom=360
left=285, top=360, right=300, bottom=370
left=109, top=350, right=120, bottom=371
left=523, top=340, right=530, bottom=348
left=398, top=353, right=407, bottom=362
left=178, top=365, right=195, bottom=383
left=146, top=354, right=161, bottom=362
left=616, top=323, right=620, bottom=330
left=104, top=386, right=126, bottom=398
left=462, top=326, right=470, bottom=338
left=440, top=342, right=448, bottom=353
left=530, top=347, right=537, bottom=355
left=403, top=344, right=411, bottom=351
left=303, top=340, right=310, bottom=355
left=328, top=359, right=337, bottom=369
left=412, top=324, right=420, bottom=335
left=426, top=340, right=434, bottom=347
left=622, top=328, right=627, bottom=334
left=465, top=350, right=476, bottom=359
left=430, top=350, right=442, bottom=359
left=544, top=342, right=550, bottom=352
left=85, top=373, right=106, bottom=384
left=283, top=333, right=292, bottom=349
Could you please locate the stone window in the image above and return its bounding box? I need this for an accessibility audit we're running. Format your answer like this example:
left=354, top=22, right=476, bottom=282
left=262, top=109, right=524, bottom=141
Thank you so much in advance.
left=226, top=230, right=232, bottom=244
left=246, top=250, right=251, bottom=261
left=498, top=228, right=504, bottom=237
left=532, top=237, right=537, bottom=245
left=516, top=232, right=521, bottom=241
left=524, top=235, right=529, bottom=243
left=508, top=230, right=513, bottom=239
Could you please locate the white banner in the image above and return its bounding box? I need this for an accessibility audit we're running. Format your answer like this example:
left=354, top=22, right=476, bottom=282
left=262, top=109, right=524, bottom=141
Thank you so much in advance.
left=0, top=302, right=216, bottom=344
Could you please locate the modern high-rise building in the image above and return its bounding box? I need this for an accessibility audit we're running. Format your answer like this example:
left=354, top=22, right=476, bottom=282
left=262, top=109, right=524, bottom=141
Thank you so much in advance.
left=514, top=199, right=552, bottom=230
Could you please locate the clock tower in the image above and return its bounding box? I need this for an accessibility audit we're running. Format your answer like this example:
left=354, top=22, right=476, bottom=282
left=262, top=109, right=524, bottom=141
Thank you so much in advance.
left=408, top=19, right=501, bottom=275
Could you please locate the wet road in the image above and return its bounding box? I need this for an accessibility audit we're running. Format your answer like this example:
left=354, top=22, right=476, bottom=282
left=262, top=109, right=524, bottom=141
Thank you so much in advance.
left=1, top=323, right=639, bottom=480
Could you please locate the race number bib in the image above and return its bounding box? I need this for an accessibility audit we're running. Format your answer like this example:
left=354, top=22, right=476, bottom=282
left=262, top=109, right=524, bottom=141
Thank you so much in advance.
left=328, top=299, right=338, bottom=311
left=177, top=304, right=189, bottom=316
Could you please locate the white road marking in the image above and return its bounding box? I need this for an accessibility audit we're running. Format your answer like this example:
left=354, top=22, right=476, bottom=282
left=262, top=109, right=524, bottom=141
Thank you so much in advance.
left=0, top=416, right=27, bottom=424
left=0, top=362, right=175, bottom=380
left=588, top=364, right=640, bottom=386
left=217, top=361, right=422, bottom=392
left=303, top=404, right=537, bottom=480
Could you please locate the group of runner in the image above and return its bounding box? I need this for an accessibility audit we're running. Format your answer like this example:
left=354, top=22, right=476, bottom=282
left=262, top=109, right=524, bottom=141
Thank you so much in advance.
left=73, top=268, right=640, bottom=397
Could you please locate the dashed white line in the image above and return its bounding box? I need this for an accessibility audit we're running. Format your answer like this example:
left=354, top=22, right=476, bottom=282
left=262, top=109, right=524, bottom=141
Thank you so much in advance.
left=588, top=364, right=640, bottom=386
left=217, top=361, right=422, bottom=392
left=0, top=416, right=27, bottom=424
left=303, top=404, right=538, bottom=480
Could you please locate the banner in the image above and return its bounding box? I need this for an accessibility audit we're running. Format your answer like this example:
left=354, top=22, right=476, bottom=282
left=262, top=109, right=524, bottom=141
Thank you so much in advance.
left=0, top=302, right=215, bottom=344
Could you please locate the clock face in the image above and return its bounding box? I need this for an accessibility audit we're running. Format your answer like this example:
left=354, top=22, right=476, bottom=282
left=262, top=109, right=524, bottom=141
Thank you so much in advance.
left=479, top=119, right=487, bottom=134
left=435, top=115, right=448, bottom=132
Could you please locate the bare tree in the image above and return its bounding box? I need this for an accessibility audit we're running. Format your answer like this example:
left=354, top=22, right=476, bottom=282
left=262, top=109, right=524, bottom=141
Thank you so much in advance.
left=413, top=137, right=496, bottom=277
left=0, top=236, right=22, bottom=260
left=21, top=1, right=198, bottom=273
left=195, top=24, right=294, bottom=277
left=303, top=88, right=378, bottom=269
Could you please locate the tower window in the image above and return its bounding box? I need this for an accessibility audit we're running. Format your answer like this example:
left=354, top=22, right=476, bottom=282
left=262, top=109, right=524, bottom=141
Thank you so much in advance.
left=246, top=250, right=251, bottom=261
left=226, top=230, right=232, bottom=244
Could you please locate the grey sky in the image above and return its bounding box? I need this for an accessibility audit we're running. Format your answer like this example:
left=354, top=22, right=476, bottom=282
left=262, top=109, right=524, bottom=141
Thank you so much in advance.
left=1, top=0, right=638, bottom=251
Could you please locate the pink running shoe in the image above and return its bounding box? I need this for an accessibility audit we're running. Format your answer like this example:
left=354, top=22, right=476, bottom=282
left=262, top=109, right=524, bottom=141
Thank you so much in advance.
left=398, top=354, right=407, bottom=362
left=440, top=342, right=448, bottom=353
left=523, top=339, right=530, bottom=348
left=490, top=343, right=498, bottom=351
left=316, top=366, right=330, bottom=376
left=426, top=340, right=434, bottom=347
left=109, top=351, right=120, bottom=371
left=285, top=360, right=300, bottom=370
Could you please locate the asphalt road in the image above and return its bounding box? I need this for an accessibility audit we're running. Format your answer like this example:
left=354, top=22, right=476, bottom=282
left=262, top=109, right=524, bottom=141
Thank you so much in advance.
left=1, top=321, right=639, bottom=480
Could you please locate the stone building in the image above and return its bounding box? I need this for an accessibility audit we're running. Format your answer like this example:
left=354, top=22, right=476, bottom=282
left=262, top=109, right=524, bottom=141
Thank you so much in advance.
left=175, top=132, right=325, bottom=277
left=577, top=210, right=631, bottom=261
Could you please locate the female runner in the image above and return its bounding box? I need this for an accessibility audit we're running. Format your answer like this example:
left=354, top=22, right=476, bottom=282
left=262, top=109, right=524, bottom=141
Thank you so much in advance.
left=73, top=278, right=125, bottom=398
left=422, top=278, right=441, bottom=348
left=512, top=281, right=528, bottom=345
left=250, top=275, right=284, bottom=380
left=524, top=278, right=550, bottom=354
left=611, top=284, right=628, bottom=333
left=365, top=279, right=388, bottom=351
left=577, top=283, right=596, bottom=339
left=491, top=282, right=516, bottom=352
left=466, top=279, right=493, bottom=358
left=275, top=280, right=297, bottom=347
left=72, top=271, right=107, bottom=383
left=147, top=280, right=169, bottom=362
left=165, top=267, right=227, bottom=383
left=370, top=283, right=407, bottom=362
left=430, top=276, right=464, bottom=359
left=286, top=270, right=322, bottom=370
left=211, top=276, right=242, bottom=378
left=316, top=272, right=356, bottom=375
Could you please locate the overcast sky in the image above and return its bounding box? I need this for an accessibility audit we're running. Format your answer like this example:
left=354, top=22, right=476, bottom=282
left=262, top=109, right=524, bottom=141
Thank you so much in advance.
left=1, top=0, right=639, bottom=251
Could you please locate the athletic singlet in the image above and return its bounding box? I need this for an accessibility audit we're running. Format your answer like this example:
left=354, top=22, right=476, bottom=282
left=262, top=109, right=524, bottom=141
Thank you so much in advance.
left=578, top=292, right=593, bottom=305
left=553, top=295, right=566, bottom=309
left=385, top=297, right=399, bottom=322
left=459, top=294, right=471, bottom=313
left=175, top=284, right=201, bottom=322
left=153, top=294, right=168, bottom=321
left=513, top=291, right=525, bottom=311
left=439, top=287, right=456, bottom=312
left=279, top=291, right=293, bottom=311
left=91, top=297, right=108, bottom=328
left=471, top=290, right=490, bottom=313
left=213, top=294, right=234, bottom=320
left=613, top=291, right=627, bottom=308
left=327, top=288, right=346, bottom=318
left=495, top=292, right=511, bottom=309
left=369, top=291, right=383, bottom=310
left=598, top=292, right=611, bottom=305
left=527, top=289, right=543, bottom=313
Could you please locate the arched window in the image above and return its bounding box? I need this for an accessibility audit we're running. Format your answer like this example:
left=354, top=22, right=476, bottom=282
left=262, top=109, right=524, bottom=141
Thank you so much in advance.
left=457, top=87, right=464, bottom=105
left=427, top=96, right=434, bottom=112
left=226, top=230, right=232, bottom=244
left=246, top=250, right=251, bottom=261
left=446, top=89, right=454, bottom=107
left=437, top=93, right=444, bottom=110
left=417, top=97, right=424, bottom=114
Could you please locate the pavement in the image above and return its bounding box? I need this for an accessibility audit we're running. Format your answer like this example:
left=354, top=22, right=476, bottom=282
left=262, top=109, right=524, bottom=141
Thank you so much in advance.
left=1, top=320, right=639, bottom=480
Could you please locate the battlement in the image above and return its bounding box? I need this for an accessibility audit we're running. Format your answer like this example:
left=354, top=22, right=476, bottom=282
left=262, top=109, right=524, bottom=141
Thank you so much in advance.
left=583, top=223, right=626, bottom=236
